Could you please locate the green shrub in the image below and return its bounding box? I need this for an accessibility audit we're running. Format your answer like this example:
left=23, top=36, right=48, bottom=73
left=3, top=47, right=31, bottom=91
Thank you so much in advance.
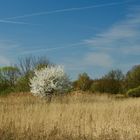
left=15, top=75, right=31, bottom=92
left=89, top=83, right=95, bottom=93
left=0, top=87, right=14, bottom=96
left=127, top=86, right=140, bottom=97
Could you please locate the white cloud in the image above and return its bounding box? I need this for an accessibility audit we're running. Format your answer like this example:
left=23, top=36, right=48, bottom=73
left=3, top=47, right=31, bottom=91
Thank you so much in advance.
left=84, top=52, right=113, bottom=67
left=60, top=52, right=113, bottom=74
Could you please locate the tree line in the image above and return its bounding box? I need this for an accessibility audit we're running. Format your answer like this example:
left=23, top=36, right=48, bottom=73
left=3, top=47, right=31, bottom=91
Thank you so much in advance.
left=0, top=56, right=140, bottom=97
left=73, top=66, right=140, bottom=97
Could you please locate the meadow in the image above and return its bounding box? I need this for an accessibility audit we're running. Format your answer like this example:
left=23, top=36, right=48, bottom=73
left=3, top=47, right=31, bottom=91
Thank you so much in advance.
left=0, top=92, right=140, bottom=140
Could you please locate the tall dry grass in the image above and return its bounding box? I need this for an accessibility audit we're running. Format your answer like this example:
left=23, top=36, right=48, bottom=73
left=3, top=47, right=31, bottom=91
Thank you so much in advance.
left=0, top=92, right=140, bottom=140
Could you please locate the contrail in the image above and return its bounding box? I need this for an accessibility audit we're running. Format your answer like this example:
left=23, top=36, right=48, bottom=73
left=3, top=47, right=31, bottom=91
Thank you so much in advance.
left=21, top=42, right=88, bottom=54
left=21, top=41, right=109, bottom=54
left=4, top=1, right=130, bottom=20
left=0, top=19, right=38, bottom=25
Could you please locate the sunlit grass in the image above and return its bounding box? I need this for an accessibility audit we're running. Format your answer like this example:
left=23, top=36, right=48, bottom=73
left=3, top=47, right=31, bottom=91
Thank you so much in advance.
left=0, top=92, right=140, bottom=140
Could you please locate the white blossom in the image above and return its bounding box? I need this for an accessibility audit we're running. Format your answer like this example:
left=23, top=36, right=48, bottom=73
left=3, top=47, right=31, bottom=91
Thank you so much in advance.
left=30, top=65, right=71, bottom=97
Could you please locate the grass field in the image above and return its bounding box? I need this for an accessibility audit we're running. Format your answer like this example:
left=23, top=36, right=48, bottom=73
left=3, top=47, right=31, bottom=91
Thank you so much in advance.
left=0, top=92, right=140, bottom=140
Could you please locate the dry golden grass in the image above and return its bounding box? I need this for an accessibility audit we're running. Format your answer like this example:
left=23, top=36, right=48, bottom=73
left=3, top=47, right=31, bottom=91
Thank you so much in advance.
left=0, top=92, right=140, bottom=140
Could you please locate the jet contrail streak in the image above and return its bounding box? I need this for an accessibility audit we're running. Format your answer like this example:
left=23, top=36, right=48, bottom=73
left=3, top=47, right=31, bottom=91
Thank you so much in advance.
left=4, top=1, right=130, bottom=20
left=21, top=41, right=110, bottom=54
left=21, top=42, right=88, bottom=54
left=0, top=19, right=37, bottom=25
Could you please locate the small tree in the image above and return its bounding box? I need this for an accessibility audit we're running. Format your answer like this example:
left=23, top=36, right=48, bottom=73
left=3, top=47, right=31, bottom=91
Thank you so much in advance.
left=30, top=65, right=71, bottom=98
left=0, top=66, right=20, bottom=94
left=73, top=73, right=92, bottom=91
left=0, top=66, right=20, bottom=86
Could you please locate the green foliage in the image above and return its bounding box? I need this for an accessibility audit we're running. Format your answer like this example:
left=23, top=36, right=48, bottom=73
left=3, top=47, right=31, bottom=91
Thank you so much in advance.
left=73, top=73, right=92, bottom=91
left=0, top=56, right=51, bottom=94
left=127, top=86, right=140, bottom=97
left=90, top=80, right=106, bottom=93
left=0, top=55, right=139, bottom=97
left=0, top=88, right=14, bottom=96
left=15, top=75, right=31, bottom=92
left=89, top=83, right=96, bottom=93
left=0, top=66, right=20, bottom=86
left=103, top=70, right=124, bottom=94
left=125, top=65, right=140, bottom=90
left=0, top=66, right=20, bottom=95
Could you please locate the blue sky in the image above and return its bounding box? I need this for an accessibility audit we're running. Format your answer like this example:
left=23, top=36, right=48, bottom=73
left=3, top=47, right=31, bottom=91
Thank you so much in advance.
left=0, top=0, right=140, bottom=79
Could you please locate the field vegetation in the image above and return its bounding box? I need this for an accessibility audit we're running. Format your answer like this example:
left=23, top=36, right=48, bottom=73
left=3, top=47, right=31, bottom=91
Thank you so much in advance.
left=0, top=92, right=140, bottom=140
left=0, top=56, right=140, bottom=139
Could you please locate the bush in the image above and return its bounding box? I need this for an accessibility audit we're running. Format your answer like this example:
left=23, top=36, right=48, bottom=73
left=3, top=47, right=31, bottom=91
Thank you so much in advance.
left=30, top=65, right=71, bottom=98
left=127, top=86, right=140, bottom=97
left=15, top=75, right=31, bottom=92
left=0, top=88, right=14, bottom=96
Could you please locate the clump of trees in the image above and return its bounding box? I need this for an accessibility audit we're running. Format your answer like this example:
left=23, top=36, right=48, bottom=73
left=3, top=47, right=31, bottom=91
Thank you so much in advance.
left=73, top=70, right=124, bottom=94
left=72, top=65, right=140, bottom=97
left=92, top=70, right=124, bottom=94
left=0, top=56, right=72, bottom=99
left=0, top=55, right=140, bottom=98
left=0, top=56, right=51, bottom=95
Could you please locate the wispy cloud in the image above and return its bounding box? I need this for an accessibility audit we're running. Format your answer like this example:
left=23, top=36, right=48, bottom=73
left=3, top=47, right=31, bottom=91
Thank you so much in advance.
left=85, top=6, right=140, bottom=54
left=61, top=6, right=140, bottom=73
left=0, top=19, right=30, bottom=25
left=0, top=19, right=40, bottom=25
left=84, top=52, right=113, bottom=67
left=4, top=1, right=130, bottom=20
left=61, top=52, right=113, bottom=71
left=0, top=40, right=21, bottom=66
left=0, top=56, right=10, bottom=66
left=0, top=1, right=131, bottom=26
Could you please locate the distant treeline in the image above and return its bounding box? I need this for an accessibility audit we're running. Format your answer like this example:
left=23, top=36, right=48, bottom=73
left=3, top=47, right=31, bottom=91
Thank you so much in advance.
left=0, top=56, right=140, bottom=97
left=73, top=66, right=140, bottom=97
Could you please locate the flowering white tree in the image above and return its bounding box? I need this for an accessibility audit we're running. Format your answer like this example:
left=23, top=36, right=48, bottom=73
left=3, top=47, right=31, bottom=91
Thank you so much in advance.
left=30, top=65, right=71, bottom=97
